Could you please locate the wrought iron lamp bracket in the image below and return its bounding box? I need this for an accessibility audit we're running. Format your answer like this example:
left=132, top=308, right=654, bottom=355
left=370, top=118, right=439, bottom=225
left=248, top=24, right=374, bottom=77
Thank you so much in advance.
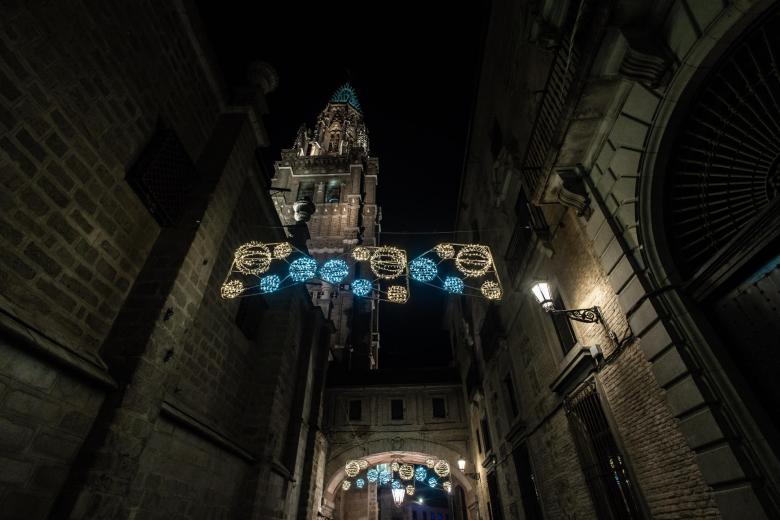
left=549, top=305, right=603, bottom=324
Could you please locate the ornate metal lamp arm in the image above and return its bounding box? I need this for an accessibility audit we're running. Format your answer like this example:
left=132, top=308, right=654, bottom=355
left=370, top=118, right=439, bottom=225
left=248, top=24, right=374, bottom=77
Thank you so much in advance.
left=548, top=306, right=603, bottom=324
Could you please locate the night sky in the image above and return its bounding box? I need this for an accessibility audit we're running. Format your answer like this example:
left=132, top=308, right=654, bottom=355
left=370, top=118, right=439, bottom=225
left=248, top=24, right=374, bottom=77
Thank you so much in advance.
left=195, top=2, right=489, bottom=369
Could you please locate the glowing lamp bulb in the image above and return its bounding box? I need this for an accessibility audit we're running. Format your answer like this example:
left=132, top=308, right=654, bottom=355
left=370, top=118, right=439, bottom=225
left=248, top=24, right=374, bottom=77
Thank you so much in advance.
left=457, top=458, right=466, bottom=472
left=530, top=281, right=554, bottom=310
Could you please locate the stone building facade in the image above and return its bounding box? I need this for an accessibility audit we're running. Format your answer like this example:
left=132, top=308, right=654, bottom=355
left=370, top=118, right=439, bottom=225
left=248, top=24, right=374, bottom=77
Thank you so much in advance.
left=448, top=1, right=780, bottom=519
left=0, top=2, right=331, bottom=519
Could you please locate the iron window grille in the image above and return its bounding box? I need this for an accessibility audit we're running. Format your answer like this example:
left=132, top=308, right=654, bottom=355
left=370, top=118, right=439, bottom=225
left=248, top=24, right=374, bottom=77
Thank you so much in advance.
left=565, top=379, right=643, bottom=519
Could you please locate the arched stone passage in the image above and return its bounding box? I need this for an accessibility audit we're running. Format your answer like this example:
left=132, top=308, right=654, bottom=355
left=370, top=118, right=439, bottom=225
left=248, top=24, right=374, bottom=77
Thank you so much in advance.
left=323, top=441, right=478, bottom=518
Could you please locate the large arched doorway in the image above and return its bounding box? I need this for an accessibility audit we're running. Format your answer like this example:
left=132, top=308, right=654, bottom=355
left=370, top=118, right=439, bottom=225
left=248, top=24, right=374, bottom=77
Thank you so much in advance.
left=638, top=1, right=780, bottom=511
left=322, top=451, right=477, bottom=520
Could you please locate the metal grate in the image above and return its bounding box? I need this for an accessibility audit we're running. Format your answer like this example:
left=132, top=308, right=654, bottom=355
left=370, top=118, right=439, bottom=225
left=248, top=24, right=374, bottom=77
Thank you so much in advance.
left=667, top=7, right=780, bottom=277
left=127, top=123, right=199, bottom=227
left=565, top=380, right=643, bottom=519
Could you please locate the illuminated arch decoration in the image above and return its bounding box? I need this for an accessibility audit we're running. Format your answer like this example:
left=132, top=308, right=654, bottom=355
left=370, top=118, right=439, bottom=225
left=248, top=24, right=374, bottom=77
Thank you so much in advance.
left=336, top=458, right=454, bottom=502
left=409, top=243, right=502, bottom=300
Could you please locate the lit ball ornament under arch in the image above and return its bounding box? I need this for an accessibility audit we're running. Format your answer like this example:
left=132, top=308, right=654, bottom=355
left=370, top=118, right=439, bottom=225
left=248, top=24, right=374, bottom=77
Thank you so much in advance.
left=406, top=485, right=415, bottom=496
left=481, top=280, right=502, bottom=300
left=367, top=469, right=379, bottom=483
left=352, top=246, right=371, bottom=261
left=387, top=285, right=408, bottom=303
left=355, top=478, right=365, bottom=489
left=345, top=460, right=361, bottom=478
left=273, top=242, right=292, bottom=259
left=358, top=459, right=369, bottom=470
left=409, top=257, right=437, bottom=282
left=370, top=246, right=406, bottom=279
left=427, top=476, right=438, bottom=488
left=320, top=259, right=349, bottom=284
left=234, top=242, right=272, bottom=275
left=414, top=466, right=427, bottom=482
left=220, top=280, right=243, bottom=299
left=399, top=464, right=414, bottom=481
left=434, top=243, right=455, bottom=259
left=434, top=460, right=450, bottom=478
left=342, top=480, right=351, bottom=491
left=425, top=458, right=436, bottom=469
left=391, top=461, right=400, bottom=472
left=392, top=480, right=402, bottom=489
left=455, top=245, right=492, bottom=277
left=259, top=274, right=280, bottom=294
left=289, top=256, right=317, bottom=282
left=352, top=278, right=373, bottom=297
left=379, top=470, right=391, bottom=485
left=443, top=276, right=464, bottom=294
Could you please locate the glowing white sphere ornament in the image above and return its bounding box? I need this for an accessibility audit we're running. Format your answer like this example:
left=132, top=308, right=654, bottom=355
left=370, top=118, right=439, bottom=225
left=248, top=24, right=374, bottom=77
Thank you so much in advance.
left=345, top=460, right=361, bottom=478
left=370, top=246, right=406, bottom=279
left=273, top=242, right=292, bottom=259
left=234, top=242, right=272, bottom=275
left=481, top=280, right=502, bottom=300
left=434, top=243, right=455, bottom=259
left=409, top=257, right=438, bottom=282
left=391, top=461, right=400, bottom=472
left=399, top=464, right=414, bottom=481
left=320, top=259, right=349, bottom=284
left=387, top=285, right=408, bottom=303
left=406, top=484, right=415, bottom=496
left=425, top=458, right=436, bottom=469
left=352, top=246, right=372, bottom=261
left=220, top=280, right=243, bottom=299
left=342, top=480, right=351, bottom=491
left=358, top=459, right=369, bottom=470
left=455, top=245, right=492, bottom=277
left=434, top=460, right=450, bottom=478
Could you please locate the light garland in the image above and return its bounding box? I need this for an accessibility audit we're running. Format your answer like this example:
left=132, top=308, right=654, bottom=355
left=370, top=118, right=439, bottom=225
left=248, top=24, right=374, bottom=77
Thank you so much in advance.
left=406, top=484, right=415, bottom=496
left=351, top=278, right=373, bottom=297
left=434, top=460, right=450, bottom=478
left=320, top=258, right=349, bottom=284
left=387, top=285, right=408, bottom=303
left=220, top=280, right=244, bottom=299
left=443, top=276, right=464, bottom=294
left=399, top=463, right=414, bottom=481
left=289, top=256, right=318, bottom=282
left=355, top=478, right=365, bottom=489
left=234, top=242, right=272, bottom=275
left=345, top=460, right=361, bottom=478
left=434, top=243, right=455, bottom=259
left=352, top=246, right=372, bottom=261
left=367, top=469, right=379, bottom=483
left=414, top=466, right=427, bottom=482
left=259, top=274, right=281, bottom=294
left=425, top=458, right=436, bottom=469
left=454, top=244, right=493, bottom=277
left=390, top=461, right=400, bottom=472
left=481, top=280, right=502, bottom=300
left=342, top=480, right=351, bottom=491
left=273, top=242, right=292, bottom=259
left=369, top=246, right=407, bottom=280
left=427, top=476, right=438, bottom=488
left=409, top=257, right=437, bottom=282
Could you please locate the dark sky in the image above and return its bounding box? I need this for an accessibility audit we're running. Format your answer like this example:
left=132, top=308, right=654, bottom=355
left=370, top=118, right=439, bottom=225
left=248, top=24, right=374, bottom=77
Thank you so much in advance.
left=195, top=2, right=489, bottom=368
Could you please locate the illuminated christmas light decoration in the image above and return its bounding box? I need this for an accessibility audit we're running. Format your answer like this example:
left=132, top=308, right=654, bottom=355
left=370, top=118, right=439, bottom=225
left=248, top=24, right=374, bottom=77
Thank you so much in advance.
left=345, top=460, right=361, bottom=478
left=399, top=464, right=414, bottom=481
left=391, top=461, right=400, bottom=472
left=342, top=480, right=351, bottom=491
left=443, top=481, right=452, bottom=493
left=370, top=246, right=407, bottom=279
left=273, top=242, right=292, bottom=259
left=289, top=256, right=318, bottom=282
left=392, top=487, right=405, bottom=506
left=367, top=469, right=379, bottom=483
left=320, top=259, right=349, bottom=284
left=355, top=479, right=365, bottom=489
left=409, top=257, right=437, bottom=282
left=481, top=280, right=502, bottom=300
left=425, top=458, right=436, bottom=469
left=406, top=485, right=415, bottom=496
left=379, top=470, right=391, bottom=485
left=434, top=243, right=455, bottom=259
left=392, top=480, right=402, bottom=489
left=352, top=246, right=371, bottom=261
left=351, top=278, right=373, bottom=297
left=234, top=242, right=272, bottom=275
left=434, top=460, right=450, bottom=478
left=427, top=476, right=438, bottom=488
left=443, top=276, right=464, bottom=294
left=358, top=459, right=369, bottom=470
left=387, top=285, right=408, bottom=303
left=220, top=280, right=244, bottom=299
left=259, top=274, right=281, bottom=293
left=414, top=466, right=427, bottom=482
left=455, top=245, right=493, bottom=277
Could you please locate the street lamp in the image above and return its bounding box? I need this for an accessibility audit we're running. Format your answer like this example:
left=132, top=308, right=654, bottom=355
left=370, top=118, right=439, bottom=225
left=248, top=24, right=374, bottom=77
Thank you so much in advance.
left=456, top=457, right=480, bottom=481
left=392, top=487, right=405, bottom=506
left=530, top=281, right=604, bottom=324
left=457, top=458, right=466, bottom=472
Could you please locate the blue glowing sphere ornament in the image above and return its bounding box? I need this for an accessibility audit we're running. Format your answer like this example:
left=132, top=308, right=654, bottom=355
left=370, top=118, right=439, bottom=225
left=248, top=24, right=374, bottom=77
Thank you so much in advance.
left=378, top=470, right=391, bottom=485
left=352, top=278, right=373, bottom=297
left=443, top=276, right=464, bottom=294
left=392, top=479, right=402, bottom=489
left=409, top=257, right=438, bottom=282
left=259, top=274, right=281, bottom=293
left=367, top=469, right=379, bottom=483
left=289, top=256, right=317, bottom=282
left=414, top=466, right=427, bottom=482
left=427, top=476, right=438, bottom=488
left=320, top=259, right=349, bottom=284
left=356, top=478, right=365, bottom=489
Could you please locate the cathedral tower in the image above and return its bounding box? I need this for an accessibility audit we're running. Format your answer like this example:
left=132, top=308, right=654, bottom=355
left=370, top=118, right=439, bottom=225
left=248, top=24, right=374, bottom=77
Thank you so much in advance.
left=272, top=84, right=380, bottom=369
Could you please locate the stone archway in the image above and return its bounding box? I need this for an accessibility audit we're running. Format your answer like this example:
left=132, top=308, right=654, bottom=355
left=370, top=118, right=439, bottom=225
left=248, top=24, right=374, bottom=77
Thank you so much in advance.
left=322, top=441, right=478, bottom=519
